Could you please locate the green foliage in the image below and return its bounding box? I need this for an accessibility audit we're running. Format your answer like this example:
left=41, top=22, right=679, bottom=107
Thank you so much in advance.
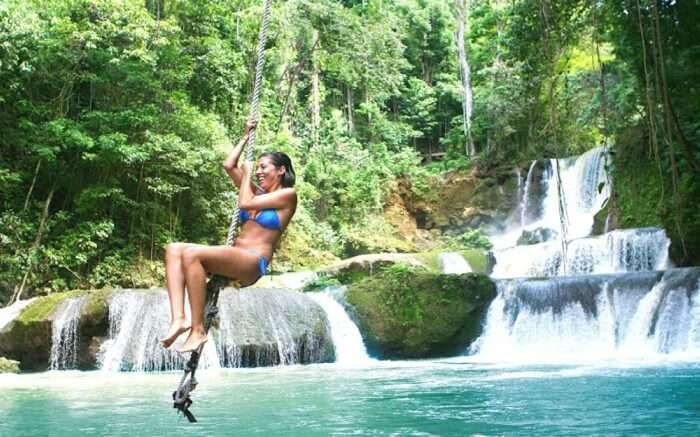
left=455, top=229, right=493, bottom=250
left=1, top=0, right=699, bottom=302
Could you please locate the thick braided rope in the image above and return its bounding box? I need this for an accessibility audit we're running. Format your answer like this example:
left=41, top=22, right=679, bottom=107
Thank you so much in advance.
left=225, top=0, right=272, bottom=246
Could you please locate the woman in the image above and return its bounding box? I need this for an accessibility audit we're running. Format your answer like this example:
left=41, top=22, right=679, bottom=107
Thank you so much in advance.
left=160, top=121, right=297, bottom=353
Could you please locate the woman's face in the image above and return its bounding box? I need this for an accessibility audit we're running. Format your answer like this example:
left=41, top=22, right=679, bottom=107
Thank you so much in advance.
left=255, top=156, right=284, bottom=191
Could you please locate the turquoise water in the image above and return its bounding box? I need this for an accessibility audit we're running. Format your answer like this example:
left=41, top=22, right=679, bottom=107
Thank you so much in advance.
left=2, top=360, right=700, bottom=436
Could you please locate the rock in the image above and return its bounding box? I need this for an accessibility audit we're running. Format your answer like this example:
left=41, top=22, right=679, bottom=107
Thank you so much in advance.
left=516, top=227, right=558, bottom=245
left=0, top=356, right=20, bottom=373
left=322, top=253, right=427, bottom=284
left=346, top=266, right=496, bottom=359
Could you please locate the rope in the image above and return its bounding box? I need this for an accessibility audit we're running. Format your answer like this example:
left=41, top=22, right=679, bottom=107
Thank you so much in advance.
left=173, top=0, right=272, bottom=423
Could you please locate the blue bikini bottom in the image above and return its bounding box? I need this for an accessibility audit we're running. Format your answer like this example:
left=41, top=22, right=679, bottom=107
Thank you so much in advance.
left=246, top=249, right=269, bottom=277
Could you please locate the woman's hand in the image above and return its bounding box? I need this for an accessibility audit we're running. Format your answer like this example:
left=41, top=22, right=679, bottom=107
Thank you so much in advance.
left=242, top=160, right=254, bottom=175
left=243, top=119, right=257, bottom=140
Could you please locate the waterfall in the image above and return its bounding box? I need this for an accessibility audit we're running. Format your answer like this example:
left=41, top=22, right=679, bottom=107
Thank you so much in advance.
left=492, top=227, right=670, bottom=279
left=49, top=297, right=86, bottom=370
left=471, top=268, right=700, bottom=362
left=491, top=147, right=609, bottom=251
left=308, top=287, right=372, bottom=366
left=540, top=147, right=610, bottom=240
left=216, top=288, right=332, bottom=367
left=438, top=252, right=472, bottom=274
left=98, top=290, right=219, bottom=372
left=519, top=161, right=538, bottom=227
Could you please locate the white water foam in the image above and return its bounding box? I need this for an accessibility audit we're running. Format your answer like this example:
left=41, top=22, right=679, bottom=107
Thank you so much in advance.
left=309, top=287, right=373, bottom=367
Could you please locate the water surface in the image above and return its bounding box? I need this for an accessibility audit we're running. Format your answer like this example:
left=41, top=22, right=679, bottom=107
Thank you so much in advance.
left=2, top=359, right=699, bottom=436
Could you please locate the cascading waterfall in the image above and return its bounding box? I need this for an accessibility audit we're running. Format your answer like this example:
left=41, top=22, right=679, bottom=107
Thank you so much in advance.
left=308, top=287, right=372, bottom=366
left=519, top=161, right=538, bottom=227
left=216, top=288, right=331, bottom=367
left=492, top=147, right=610, bottom=252
left=492, top=227, right=670, bottom=278
left=98, top=290, right=219, bottom=372
left=541, top=147, right=610, bottom=240
left=49, top=297, right=86, bottom=370
left=471, top=268, right=700, bottom=362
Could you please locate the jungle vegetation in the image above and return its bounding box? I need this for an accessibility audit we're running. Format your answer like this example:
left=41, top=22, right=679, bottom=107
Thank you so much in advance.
left=1, top=0, right=698, bottom=303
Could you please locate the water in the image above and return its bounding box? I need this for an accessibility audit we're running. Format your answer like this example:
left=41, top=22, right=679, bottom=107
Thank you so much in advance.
left=49, top=297, right=86, bottom=370
left=2, top=361, right=700, bottom=436
left=492, top=147, right=610, bottom=253
left=308, top=287, right=373, bottom=367
left=97, top=288, right=331, bottom=371
left=472, top=269, right=700, bottom=363
left=492, top=228, right=670, bottom=278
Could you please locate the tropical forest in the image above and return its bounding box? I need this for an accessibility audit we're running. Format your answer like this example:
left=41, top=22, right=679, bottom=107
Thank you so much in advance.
left=1, top=0, right=699, bottom=434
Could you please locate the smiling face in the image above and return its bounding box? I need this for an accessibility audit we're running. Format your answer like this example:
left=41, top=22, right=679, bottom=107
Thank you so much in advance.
left=255, top=156, right=285, bottom=192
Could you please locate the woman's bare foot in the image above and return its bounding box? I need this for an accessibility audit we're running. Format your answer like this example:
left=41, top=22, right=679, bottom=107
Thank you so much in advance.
left=159, top=318, right=190, bottom=348
left=177, top=329, right=208, bottom=353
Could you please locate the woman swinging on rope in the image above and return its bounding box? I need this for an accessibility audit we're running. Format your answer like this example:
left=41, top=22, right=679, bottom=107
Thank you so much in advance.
left=160, top=120, right=297, bottom=352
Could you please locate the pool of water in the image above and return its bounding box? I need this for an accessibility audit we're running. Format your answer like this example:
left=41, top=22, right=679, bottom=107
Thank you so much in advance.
left=2, top=359, right=700, bottom=436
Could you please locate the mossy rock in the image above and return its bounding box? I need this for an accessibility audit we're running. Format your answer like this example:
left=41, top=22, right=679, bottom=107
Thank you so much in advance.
left=0, top=356, right=20, bottom=373
left=346, top=265, right=496, bottom=359
left=0, top=289, right=112, bottom=371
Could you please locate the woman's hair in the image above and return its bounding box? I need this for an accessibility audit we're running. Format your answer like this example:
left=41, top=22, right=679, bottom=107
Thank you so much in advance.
left=260, top=151, right=295, bottom=188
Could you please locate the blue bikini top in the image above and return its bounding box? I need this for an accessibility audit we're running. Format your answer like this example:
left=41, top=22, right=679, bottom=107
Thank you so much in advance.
left=240, top=208, right=282, bottom=230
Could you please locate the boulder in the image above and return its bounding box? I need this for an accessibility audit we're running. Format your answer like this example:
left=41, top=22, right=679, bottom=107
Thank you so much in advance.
left=517, top=227, right=558, bottom=245
left=0, top=356, right=20, bottom=373
left=346, top=266, right=496, bottom=359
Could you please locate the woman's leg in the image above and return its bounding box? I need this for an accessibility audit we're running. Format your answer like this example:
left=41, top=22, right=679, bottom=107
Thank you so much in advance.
left=160, top=243, right=197, bottom=348
left=178, top=245, right=260, bottom=352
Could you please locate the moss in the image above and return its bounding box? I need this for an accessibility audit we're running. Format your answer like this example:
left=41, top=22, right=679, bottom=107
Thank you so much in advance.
left=346, top=265, right=496, bottom=358
left=16, top=291, right=83, bottom=323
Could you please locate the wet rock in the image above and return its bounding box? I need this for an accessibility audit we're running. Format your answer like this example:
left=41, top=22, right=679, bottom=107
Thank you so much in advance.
left=0, top=356, right=20, bottom=373
left=517, top=227, right=558, bottom=245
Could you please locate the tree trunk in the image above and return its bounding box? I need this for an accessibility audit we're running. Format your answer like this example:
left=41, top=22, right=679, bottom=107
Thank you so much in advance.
left=346, top=85, right=354, bottom=134
left=310, top=29, right=321, bottom=148
left=455, top=0, right=475, bottom=157
left=11, top=186, right=55, bottom=304
left=22, top=160, right=42, bottom=212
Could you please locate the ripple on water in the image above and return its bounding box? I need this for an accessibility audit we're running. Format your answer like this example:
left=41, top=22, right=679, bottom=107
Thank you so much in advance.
left=1, top=362, right=700, bottom=436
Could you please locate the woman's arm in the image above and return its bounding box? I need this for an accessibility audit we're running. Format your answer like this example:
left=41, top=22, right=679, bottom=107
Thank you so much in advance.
left=223, top=120, right=257, bottom=188
left=239, top=162, right=297, bottom=210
